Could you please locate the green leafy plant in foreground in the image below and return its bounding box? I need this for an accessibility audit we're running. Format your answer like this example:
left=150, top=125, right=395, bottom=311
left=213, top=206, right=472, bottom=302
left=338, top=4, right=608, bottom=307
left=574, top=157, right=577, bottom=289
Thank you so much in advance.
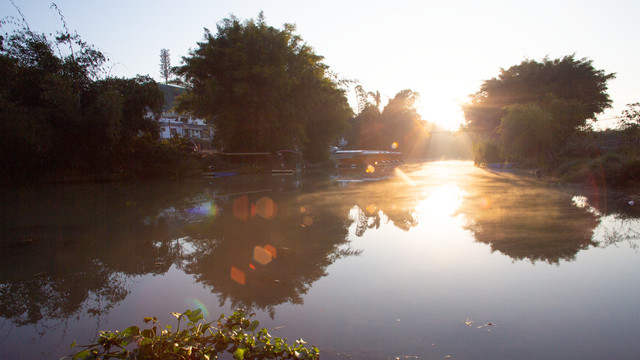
left=69, top=309, right=319, bottom=360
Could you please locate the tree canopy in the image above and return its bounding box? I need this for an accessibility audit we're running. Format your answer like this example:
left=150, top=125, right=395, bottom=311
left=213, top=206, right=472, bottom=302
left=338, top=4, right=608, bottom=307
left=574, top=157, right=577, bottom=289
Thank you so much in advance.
left=0, top=18, right=169, bottom=182
left=345, top=88, right=432, bottom=157
left=462, top=55, right=615, bottom=164
left=174, top=13, right=352, bottom=163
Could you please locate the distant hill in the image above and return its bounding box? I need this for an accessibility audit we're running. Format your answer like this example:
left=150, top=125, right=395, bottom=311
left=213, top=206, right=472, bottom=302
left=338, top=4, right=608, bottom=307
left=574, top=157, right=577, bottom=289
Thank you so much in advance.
left=157, top=83, right=185, bottom=112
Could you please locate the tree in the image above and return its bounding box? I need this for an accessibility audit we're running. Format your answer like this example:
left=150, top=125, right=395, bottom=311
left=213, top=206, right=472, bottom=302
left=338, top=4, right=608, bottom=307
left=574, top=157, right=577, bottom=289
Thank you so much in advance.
left=462, top=55, right=615, bottom=163
left=0, top=18, right=164, bottom=182
left=344, top=88, right=426, bottom=154
left=381, top=89, right=425, bottom=155
left=174, top=13, right=351, bottom=162
left=463, top=55, right=614, bottom=131
left=351, top=105, right=384, bottom=149
left=498, top=103, right=554, bottom=165
left=159, top=48, right=170, bottom=84
left=619, top=102, right=640, bottom=131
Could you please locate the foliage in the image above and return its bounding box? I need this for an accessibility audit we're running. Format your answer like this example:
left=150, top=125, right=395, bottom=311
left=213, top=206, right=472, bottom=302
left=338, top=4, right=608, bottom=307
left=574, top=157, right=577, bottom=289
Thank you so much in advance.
left=498, top=102, right=554, bottom=164
left=619, top=102, right=640, bottom=132
left=559, top=152, right=640, bottom=188
left=174, top=13, right=351, bottom=163
left=69, top=309, right=319, bottom=360
left=380, top=89, right=425, bottom=156
left=0, top=8, right=198, bottom=183
left=463, top=55, right=614, bottom=132
left=471, top=138, right=501, bottom=165
left=347, top=104, right=383, bottom=149
left=345, top=88, right=432, bottom=157
left=462, top=55, right=615, bottom=165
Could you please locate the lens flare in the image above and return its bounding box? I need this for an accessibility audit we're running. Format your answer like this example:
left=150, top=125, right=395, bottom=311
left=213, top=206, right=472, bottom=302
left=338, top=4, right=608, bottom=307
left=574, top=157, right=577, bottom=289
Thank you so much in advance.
left=480, top=196, right=492, bottom=209
left=187, top=202, right=218, bottom=217
left=230, top=266, right=246, bottom=285
left=233, top=196, right=249, bottom=221
left=395, top=168, right=415, bottom=186
left=302, top=215, right=314, bottom=227
left=253, top=245, right=273, bottom=265
left=391, top=142, right=398, bottom=150
left=184, top=298, right=210, bottom=319
left=264, top=244, right=277, bottom=258
left=366, top=165, right=375, bottom=173
left=256, top=197, right=276, bottom=219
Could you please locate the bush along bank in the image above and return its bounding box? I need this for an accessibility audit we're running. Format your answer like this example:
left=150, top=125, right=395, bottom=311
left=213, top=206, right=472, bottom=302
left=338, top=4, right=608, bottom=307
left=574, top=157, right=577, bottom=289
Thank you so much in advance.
left=68, top=309, right=320, bottom=360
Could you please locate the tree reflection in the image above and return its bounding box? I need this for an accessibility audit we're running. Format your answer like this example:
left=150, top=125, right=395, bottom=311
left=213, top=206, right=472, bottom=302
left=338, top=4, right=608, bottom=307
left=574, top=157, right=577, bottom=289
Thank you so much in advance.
left=457, top=170, right=601, bottom=263
left=0, top=182, right=199, bottom=326
left=330, top=172, right=422, bottom=237
left=178, top=175, right=362, bottom=317
left=4, top=162, right=614, bottom=337
left=571, top=189, right=640, bottom=251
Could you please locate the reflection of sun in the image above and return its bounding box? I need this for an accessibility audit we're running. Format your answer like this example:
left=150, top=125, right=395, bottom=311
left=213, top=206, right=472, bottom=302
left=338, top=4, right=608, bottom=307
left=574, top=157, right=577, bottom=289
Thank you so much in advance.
left=415, top=185, right=464, bottom=218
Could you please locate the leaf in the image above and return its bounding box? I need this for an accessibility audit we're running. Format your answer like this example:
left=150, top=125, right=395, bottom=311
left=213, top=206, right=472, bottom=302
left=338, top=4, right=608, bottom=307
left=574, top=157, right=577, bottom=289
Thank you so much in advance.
left=141, top=329, right=155, bottom=339
left=233, top=347, right=246, bottom=360
left=121, top=326, right=140, bottom=337
left=70, top=339, right=77, bottom=348
left=143, top=317, right=153, bottom=323
left=188, top=308, right=204, bottom=323
left=72, top=350, right=92, bottom=360
left=170, top=312, right=182, bottom=319
left=248, top=320, right=259, bottom=332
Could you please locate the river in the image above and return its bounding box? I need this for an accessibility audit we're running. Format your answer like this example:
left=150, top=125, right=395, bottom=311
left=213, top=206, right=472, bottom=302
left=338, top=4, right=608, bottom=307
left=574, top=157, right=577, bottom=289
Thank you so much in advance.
left=1, top=161, right=639, bottom=359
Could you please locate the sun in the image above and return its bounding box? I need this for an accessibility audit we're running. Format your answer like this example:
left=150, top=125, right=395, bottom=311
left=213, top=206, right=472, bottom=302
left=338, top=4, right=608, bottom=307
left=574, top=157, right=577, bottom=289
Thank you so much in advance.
left=416, top=93, right=464, bottom=131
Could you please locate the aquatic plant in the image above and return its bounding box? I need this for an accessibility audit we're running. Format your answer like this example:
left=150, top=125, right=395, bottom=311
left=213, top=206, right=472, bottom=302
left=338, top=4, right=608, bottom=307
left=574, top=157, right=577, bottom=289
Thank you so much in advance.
left=69, top=308, right=319, bottom=359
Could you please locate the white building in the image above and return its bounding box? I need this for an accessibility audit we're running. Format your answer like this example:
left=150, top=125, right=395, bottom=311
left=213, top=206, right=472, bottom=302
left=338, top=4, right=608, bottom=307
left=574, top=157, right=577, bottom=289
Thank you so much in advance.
left=158, top=115, right=213, bottom=140
left=157, top=84, right=215, bottom=151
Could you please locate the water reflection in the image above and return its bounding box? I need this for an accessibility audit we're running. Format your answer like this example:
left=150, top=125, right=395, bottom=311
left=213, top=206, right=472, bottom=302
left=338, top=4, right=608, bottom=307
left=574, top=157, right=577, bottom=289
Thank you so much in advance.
left=0, top=182, right=198, bottom=327
left=456, top=170, right=601, bottom=263
left=572, top=193, right=640, bottom=251
left=1, top=162, right=640, bottom=359
left=178, top=175, right=361, bottom=317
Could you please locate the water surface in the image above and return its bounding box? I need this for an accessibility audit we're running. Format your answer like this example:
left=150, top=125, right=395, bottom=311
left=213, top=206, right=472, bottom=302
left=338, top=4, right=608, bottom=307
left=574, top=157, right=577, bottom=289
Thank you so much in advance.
left=1, top=161, right=639, bottom=359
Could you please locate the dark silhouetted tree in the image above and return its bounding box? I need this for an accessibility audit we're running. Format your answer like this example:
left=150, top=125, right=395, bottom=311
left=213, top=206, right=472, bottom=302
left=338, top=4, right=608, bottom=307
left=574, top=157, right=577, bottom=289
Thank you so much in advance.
left=174, top=13, right=351, bottom=162
left=462, top=55, right=615, bottom=164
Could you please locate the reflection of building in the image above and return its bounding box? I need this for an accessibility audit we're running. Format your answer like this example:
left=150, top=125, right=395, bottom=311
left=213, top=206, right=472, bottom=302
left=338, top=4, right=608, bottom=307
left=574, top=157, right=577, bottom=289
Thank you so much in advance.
left=157, top=83, right=215, bottom=151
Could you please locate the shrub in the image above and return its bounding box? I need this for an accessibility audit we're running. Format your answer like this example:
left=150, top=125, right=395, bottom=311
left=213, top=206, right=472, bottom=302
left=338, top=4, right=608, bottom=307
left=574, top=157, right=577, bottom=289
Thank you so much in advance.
left=69, top=309, right=319, bottom=360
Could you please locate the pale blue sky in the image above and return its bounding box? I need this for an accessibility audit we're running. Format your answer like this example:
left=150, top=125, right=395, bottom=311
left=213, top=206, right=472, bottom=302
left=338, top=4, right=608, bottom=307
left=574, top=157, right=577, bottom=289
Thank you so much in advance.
left=2, top=0, right=639, bottom=129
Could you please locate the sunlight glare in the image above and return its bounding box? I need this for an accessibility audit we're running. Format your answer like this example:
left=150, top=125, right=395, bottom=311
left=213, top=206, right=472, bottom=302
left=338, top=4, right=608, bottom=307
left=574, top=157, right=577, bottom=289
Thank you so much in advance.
left=415, top=185, right=464, bottom=219
left=414, top=86, right=467, bottom=131
left=395, top=167, right=416, bottom=186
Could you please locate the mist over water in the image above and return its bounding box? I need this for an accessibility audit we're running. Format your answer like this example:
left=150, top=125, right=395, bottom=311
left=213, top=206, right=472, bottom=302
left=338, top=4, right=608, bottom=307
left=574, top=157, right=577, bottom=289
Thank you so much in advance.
left=1, top=161, right=639, bottom=359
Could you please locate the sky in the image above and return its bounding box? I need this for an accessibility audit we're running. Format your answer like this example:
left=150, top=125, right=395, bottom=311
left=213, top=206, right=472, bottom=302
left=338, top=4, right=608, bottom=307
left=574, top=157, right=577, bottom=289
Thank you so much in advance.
left=2, top=0, right=639, bottom=130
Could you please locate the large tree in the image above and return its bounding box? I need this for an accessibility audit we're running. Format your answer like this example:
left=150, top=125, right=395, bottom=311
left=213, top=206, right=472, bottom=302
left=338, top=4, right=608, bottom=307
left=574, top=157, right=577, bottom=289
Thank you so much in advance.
left=462, top=55, right=615, bottom=163
left=174, top=13, right=351, bottom=162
